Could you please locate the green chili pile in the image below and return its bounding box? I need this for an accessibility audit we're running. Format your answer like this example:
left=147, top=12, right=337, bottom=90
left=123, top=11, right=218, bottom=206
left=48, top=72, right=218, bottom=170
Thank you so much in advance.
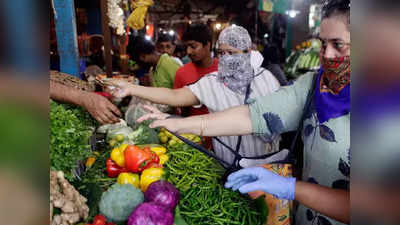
left=165, top=144, right=263, bottom=225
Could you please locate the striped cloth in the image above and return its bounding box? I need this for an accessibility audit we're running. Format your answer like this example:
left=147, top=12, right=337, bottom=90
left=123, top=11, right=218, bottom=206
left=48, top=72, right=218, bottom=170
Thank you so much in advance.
left=187, top=67, right=281, bottom=166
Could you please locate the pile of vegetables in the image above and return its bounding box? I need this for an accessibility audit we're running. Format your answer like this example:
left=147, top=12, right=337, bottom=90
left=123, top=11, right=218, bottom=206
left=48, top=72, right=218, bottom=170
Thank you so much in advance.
left=105, top=124, right=160, bottom=148
left=165, top=144, right=263, bottom=225
left=84, top=214, right=115, bottom=225
left=158, top=128, right=201, bottom=147
left=97, top=179, right=181, bottom=225
left=128, top=180, right=180, bottom=225
left=106, top=144, right=168, bottom=192
left=50, top=170, right=89, bottom=225
left=129, top=125, right=160, bottom=145
left=50, top=97, right=264, bottom=225
left=284, top=38, right=322, bottom=79
left=99, top=183, right=144, bottom=223
left=50, top=100, right=96, bottom=181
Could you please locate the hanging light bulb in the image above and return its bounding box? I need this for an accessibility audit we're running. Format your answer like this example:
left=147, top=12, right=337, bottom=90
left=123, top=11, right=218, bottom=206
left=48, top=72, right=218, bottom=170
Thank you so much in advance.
left=286, top=10, right=300, bottom=18
left=169, top=30, right=175, bottom=36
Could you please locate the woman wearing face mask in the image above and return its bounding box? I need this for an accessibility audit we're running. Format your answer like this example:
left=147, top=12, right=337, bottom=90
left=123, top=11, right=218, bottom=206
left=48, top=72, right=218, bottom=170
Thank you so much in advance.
left=137, top=0, right=350, bottom=224
left=110, top=25, right=292, bottom=224
left=111, top=25, right=282, bottom=165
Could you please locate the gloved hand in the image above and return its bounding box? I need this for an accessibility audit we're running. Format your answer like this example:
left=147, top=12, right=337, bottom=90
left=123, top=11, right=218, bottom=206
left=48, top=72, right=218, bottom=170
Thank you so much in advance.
left=224, top=167, right=296, bottom=200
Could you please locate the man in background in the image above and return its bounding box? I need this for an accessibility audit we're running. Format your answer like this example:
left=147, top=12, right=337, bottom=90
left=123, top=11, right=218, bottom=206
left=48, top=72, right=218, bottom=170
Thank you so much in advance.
left=128, top=35, right=181, bottom=89
left=173, top=23, right=218, bottom=117
left=156, top=33, right=183, bottom=66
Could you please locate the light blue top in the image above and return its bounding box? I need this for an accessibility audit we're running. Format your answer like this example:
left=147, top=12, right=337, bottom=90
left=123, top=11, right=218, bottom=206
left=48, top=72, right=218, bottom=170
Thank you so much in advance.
left=249, top=72, right=350, bottom=225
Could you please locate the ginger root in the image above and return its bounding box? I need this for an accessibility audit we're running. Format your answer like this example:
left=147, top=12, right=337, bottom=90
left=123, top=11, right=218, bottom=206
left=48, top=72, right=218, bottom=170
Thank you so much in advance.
left=50, top=170, right=89, bottom=225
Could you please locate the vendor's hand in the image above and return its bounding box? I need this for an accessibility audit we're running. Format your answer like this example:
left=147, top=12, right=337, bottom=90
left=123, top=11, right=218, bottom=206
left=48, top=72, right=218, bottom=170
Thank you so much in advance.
left=225, top=167, right=296, bottom=200
left=108, top=79, right=135, bottom=99
left=81, top=92, right=121, bottom=124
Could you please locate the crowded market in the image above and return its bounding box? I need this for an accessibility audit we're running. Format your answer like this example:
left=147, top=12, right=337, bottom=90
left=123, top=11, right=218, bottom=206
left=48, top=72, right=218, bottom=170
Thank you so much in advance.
left=49, top=0, right=350, bottom=225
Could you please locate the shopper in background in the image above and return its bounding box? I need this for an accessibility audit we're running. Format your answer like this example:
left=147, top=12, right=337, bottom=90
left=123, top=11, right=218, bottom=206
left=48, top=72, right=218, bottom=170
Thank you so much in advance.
left=128, top=35, right=181, bottom=89
left=173, top=44, right=191, bottom=65
left=86, top=35, right=105, bottom=69
left=110, top=26, right=285, bottom=224
left=173, top=23, right=218, bottom=117
left=261, top=37, right=289, bottom=86
left=156, top=33, right=183, bottom=66
left=110, top=25, right=281, bottom=164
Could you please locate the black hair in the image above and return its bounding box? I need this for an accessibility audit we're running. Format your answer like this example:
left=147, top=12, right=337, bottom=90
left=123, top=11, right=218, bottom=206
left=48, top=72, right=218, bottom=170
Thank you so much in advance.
left=182, top=23, right=212, bottom=46
left=322, top=0, right=350, bottom=25
left=157, top=33, right=175, bottom=44
left=127, top=35, right=155, bottom=62
left=174, top=44, right=186, bottom=54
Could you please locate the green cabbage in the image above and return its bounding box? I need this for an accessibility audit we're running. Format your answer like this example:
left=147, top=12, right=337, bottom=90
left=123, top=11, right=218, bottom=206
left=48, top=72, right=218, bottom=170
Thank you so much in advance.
left=99, top=183, right=144, bottom=222
left=129, top=124, right=160, bottom=145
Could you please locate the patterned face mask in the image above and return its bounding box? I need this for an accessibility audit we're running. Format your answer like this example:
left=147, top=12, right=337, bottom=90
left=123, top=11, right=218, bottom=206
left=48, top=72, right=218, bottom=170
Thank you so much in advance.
left=320, top=56, right=350, bottom=95
left=218, top=52, right=253, bottom=94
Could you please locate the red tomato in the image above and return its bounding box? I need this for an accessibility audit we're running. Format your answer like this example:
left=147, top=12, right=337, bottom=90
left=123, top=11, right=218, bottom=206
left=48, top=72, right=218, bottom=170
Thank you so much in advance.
left=92, top=214, right=106, bottom=225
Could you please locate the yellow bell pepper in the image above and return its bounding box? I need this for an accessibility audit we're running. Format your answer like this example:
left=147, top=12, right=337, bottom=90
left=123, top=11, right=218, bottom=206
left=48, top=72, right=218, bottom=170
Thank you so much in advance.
left=150, top=146, right=166, bottom=156
left=111, top=147, right=125, bottom=167
left=159, top=154, right=169, bottom=165
left=85, top=157, right=96, bottom=168
left=117, top=172, right=140, bottom=188
left=140, top=167, right=164, bottom=192
left=119, top=143, right=129, bottom=152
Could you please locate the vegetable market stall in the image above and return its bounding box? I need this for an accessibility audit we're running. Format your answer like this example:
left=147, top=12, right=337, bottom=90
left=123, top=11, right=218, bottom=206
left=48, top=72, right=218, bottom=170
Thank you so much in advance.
left=284, top=38, right=322, bottom=80
left=50, top=97, right=267, bottom=225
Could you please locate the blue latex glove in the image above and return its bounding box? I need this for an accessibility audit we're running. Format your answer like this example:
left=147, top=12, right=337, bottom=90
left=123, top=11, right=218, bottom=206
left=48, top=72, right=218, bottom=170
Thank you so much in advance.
left=224, top=167, right=296, bottom=200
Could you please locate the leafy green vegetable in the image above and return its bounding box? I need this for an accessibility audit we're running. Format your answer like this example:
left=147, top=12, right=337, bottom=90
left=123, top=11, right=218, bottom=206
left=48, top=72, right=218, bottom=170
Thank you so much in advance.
left=73, top=147, right=117, bottom=222
left=165, top=144, right=263, bottom=225
left=99, top=183, right=144, bottom=223
left=129, top=124, right=160, bottom=145
left=50, top=100, right=96, bottom=181
left=173, top=206, right=188, bottom=225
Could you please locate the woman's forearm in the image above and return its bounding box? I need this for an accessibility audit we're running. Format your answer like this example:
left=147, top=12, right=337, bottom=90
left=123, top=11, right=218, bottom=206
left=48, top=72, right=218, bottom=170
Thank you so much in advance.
left=295, top=181, right=350, bottom=223
left=176, top=105, right=253, bottom=136
left=129, top=85, right=199, bottom=107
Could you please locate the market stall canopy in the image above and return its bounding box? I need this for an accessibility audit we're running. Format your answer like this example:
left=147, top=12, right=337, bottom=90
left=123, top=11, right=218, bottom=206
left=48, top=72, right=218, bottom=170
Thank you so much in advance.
left=148, top=0, right=258, bottom=25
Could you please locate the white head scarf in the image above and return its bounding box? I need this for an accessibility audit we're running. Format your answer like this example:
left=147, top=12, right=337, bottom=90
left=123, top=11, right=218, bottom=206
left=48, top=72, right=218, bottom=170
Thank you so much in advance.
left=217, top=25, right=255, bottom=94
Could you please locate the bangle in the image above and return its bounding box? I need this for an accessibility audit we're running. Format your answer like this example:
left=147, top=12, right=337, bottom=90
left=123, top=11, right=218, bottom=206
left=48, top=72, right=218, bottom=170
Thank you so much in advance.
left=200, top=116, right=205, bottom=137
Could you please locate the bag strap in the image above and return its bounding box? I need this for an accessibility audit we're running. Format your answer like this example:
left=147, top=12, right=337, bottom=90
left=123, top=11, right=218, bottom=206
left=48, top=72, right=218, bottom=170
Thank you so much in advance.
left=214, top=82, right=252, bottom=170
left=166, top=82, right=253, bottom=172
left=285, top=73, right=318, bottom=164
